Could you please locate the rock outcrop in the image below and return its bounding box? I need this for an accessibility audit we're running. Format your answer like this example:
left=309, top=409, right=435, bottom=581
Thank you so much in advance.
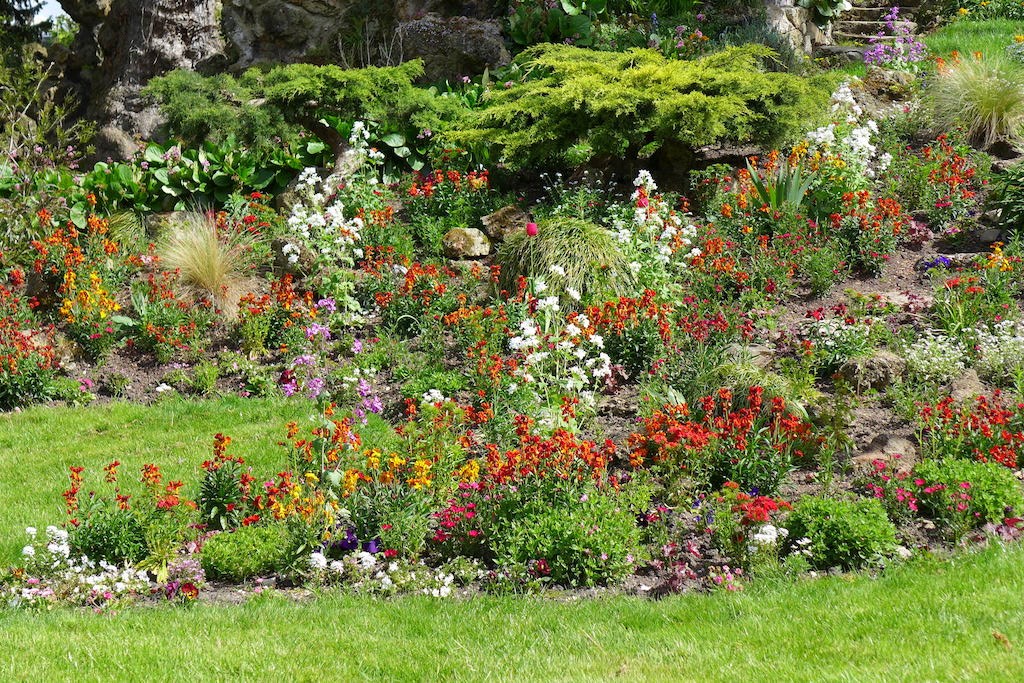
left=57, top=0, right=509, bottom=159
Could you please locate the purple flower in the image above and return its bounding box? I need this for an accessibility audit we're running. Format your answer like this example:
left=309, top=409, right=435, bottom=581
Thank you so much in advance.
left=305, top=323, right=331, bottom=341
left=316, top=298, right=337, bottom=313
left=293, top=354, right=316, bottom=367
left=281, top=380, right=297, bottom=397
left=362, top=538, right=381, bottom=554
left=306, top=377, right=326, bottom=399
left=357, top=379, right=373, bottom=398
left=352, top=339, right=363, bottom=354
left=333, top=527, right=359, bottom=552
left=364, top=395, right=383, bottom=414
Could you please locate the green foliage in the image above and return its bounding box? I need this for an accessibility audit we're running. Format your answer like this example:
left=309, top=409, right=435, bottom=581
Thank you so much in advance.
left=69, top=509, right=148, bottom=565
left=745, top=158, right=815, bottom=210
left=0, top=0, right=46, bottom=53
left=994, top=159, right=1024, bottom=229
left=927, top=54, right=1024, bottom=148
left=488, top=479, right=650, bottom=587
left=786, top=496, right=896, bottom=570
left=496, top=216, right=632, bottom=299
left=198, top=461, right=245, bottom=532
left=450, top=44, right=834, bottom=170
left=913, top=458, right=1024, bottom=525
left=147, top=61, right=459, bottom=175
left=201, top=525, right=291, bottom=582
left=798, top=0, right=852, bottom=27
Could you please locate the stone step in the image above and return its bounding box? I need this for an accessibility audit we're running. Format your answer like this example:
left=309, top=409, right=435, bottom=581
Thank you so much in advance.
left=833, top=30, right=901, bottom=44
left=843, top=6, right=916, bottom=21
left=834, top=19, right=917, bottom=32
left=849, top=0, right=921, bottom=8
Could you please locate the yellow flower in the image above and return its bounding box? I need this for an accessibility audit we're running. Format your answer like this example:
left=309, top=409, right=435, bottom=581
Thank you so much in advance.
left=1015, top=35, right=1024, bottom=43
left=456, top=459, right=480, bottom=483
left=958, top=7, right=969, bottom=14
left=304, top=472, right=319, bottom=486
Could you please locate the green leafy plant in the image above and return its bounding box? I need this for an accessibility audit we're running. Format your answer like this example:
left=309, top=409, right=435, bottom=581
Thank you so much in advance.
left=745, top=158, right=815, bottom=210
left=798, top=0, right=852, bottom=27
left=200, top=525, right=291, bottom=582
left=785, top=496, right=896, bottom=570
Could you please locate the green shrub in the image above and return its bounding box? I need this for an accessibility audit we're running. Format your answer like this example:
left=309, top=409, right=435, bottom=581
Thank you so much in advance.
left=201, top=525, right=291, bottom=582
left=496, top=216, right=632, bottom=300
left=785, top=496, right=896, bottom=570
left=449, top=44, right=834, bottom=170
left=189, top=361, right=220, bottom=396
left=147, top=61, right=459, bottom=175
left=69, top=509, right=149, bottom=565
left=487, top=480, right=649, bottom=587
left=914, top=458, right=1024, bottom=525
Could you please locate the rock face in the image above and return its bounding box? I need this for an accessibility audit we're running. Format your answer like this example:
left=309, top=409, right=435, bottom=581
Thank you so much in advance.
left=61, top=0, right=227, bottom=157
left=59, top=0, right=509, bottom=158
left=481, top=205, right=530, bottom=243
left=838, top=350, right=907, bottom=393
left=443, top=228, right=491, bottom=259
left=399, top=14, right=509, bottom=82
left=765, top=0, right=833, bottom=54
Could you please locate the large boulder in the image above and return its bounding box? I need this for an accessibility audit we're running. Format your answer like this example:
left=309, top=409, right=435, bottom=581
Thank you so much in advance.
left=399, top=14, right=510, bottom=81
left=61, top=0, right=227, bottom=159
left=443, top=228, right=491, bottom=259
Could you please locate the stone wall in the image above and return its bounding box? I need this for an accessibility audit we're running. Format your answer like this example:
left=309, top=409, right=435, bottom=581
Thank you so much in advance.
left=765, top=0, right=833, bottom=54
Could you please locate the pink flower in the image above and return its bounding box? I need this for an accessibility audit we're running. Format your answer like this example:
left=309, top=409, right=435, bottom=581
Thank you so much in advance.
left=526, top=222, right=538, bottom=237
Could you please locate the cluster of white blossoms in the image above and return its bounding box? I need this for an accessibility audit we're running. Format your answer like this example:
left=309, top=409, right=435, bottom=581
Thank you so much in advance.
left=975, top=320, right=1024, bottom=385
left=802, top=315, right=875, bottom=366
left=10, top=526, right=150, bottom=608
left=904, top=331, right=967, bottom=385
left=506, top=303, right=612, bottom=430
left=806, top=82, right=892, bottom=179
left=284, top=167, right=364, bottom=265
left=626, top=170, right=701, bottom=268
left=308, top=551, right=457, bottom=597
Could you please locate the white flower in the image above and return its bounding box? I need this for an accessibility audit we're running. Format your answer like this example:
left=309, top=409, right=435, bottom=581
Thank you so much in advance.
left=589, top=334, right=604, bottom=348
left=566, top=323, right=581, bottom=337
left=534, top=280, right=548, bottom=294
left=537, top=296, right=560, bottom=312
left=309, top=552, right=328, bottom=570
left=25, top=527, right=36, bottom=537
left=154, top=383, right=172, bottom=393
left=22, top=545, right=35, bottom=557
left=566, top=287, right=581, bottom=302
left=422, top=389, right=447, bottom=404
left=549, top=265, right=566, bottom=277
left=356, top=551, right=377, bottom=569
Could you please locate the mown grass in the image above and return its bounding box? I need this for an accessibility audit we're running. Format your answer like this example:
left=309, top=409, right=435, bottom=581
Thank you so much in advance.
left=925, top=18, right=1024, bottom=59
left=0, top=397, right=313, bottom=564
left=0, top=546, right=1023, bottom=680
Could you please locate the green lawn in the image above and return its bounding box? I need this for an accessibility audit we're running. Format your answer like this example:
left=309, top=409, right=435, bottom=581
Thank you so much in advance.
left=0, top=397, right=313, bottom=563
left=925, top=19, right=1024, bottom=59
left=0, top=546, right=1022, bottom=680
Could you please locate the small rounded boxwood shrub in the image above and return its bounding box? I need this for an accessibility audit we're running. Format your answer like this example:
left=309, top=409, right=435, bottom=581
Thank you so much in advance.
left=914, top=458, right=1024, bottom=525
left=786, top=496, right=896, bottom=570
left=201, top=525, right=292, bottom=582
